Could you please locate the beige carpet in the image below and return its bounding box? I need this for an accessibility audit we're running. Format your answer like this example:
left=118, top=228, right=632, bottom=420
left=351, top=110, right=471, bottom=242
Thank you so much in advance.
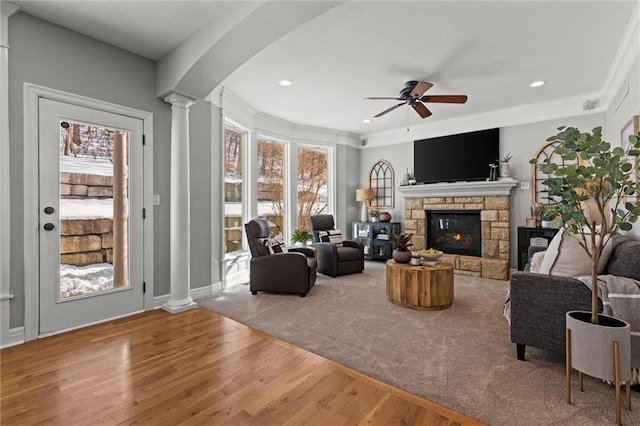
left=197, top=261, right=640, bottom=425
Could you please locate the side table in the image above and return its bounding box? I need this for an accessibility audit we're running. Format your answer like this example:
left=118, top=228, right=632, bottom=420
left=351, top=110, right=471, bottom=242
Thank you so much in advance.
left=385, top=260, right=454, bottom=310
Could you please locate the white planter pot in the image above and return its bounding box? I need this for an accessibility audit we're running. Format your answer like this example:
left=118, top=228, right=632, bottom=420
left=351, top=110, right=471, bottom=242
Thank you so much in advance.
left=566, top=310, right=631, bottom=382
left=541, top=220, right=552, bottom=228
left=499, top=163, right=511, bottom=178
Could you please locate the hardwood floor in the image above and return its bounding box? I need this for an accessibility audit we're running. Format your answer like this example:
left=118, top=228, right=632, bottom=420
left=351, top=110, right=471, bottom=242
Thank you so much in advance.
left=1, top=308, right=483, bottom=425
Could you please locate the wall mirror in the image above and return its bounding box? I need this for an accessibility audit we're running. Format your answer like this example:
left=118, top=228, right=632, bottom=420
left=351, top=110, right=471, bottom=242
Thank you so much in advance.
left=531, top=139, right=578, bottom=205
left=369, top=160, right=394, bottom=208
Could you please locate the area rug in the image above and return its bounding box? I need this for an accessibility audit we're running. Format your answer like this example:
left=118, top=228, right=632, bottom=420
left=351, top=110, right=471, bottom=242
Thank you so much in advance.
left=197, top=261, right=640, bottom=425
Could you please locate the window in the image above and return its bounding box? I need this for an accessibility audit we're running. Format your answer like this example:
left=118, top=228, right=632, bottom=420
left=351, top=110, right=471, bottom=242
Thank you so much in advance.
left=369, top=160, right=394, bottom=208
left=297, top=146, right=328, bottom=230
left=257, top=138, right=285, bottom=233
left=224, top=122, right=246, bottom=253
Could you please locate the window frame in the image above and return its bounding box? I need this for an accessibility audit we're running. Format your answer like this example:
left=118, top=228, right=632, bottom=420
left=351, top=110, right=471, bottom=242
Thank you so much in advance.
left=256, top=135, right=288, bottom=238
left=223, top=118, right=250, bottom=256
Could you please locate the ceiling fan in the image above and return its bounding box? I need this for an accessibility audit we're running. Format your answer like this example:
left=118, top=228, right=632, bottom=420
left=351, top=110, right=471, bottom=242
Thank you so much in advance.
left=364, top=80, right=468, bottom=119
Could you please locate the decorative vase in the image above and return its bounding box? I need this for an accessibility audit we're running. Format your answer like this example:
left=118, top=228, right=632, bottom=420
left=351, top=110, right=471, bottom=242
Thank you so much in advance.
left=392, top=248, right=411, bottom=264
left=378, top=212, right=392, bottom=222
left=500, top=163, right=511, bottom=179
left=566, top=311, right=632, bottom=422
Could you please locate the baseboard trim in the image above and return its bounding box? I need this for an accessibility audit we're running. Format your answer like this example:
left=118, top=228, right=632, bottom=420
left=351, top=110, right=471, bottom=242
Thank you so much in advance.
left=153, top=281, right=222, bottom=309
left=2, top=326, right=25, bottom=349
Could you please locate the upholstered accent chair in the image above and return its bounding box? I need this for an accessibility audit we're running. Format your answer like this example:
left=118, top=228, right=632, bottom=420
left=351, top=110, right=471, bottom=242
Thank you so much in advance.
left=244, top=219, right=317, bottom=297
left=308, top=214, right=364, bottom=277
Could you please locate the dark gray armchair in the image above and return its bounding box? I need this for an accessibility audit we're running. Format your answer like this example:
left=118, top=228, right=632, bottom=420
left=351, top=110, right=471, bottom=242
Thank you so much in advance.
left=308, top=214, right=364, bottom=277
left=244, top=219, right=317, bottom=297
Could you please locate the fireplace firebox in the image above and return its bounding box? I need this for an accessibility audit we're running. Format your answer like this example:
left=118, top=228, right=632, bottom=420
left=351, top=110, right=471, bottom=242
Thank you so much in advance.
left=426, top=210, right=481, bottom=257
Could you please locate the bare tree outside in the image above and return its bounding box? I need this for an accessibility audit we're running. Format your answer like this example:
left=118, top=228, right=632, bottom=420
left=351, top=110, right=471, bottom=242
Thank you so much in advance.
left=297, top=147, right=328, bottom=230
left=224, top=125, right=245, bottom=253
left=257, top=139, right=284, bottom=231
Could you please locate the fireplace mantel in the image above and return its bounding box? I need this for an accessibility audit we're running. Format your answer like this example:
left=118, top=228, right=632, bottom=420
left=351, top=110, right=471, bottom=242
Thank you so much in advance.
left=398, top=178, right=517, bottom=280
left=397, top=178, right=517, bottom=198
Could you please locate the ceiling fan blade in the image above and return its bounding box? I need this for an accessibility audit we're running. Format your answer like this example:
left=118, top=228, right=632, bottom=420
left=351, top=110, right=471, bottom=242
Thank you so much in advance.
left=374, top=102, right=405, bottom=118
left=364, top=97, right=404, bottom=101
left=412, top=102, right=432, bottom=119
left=420, top=95, right=468, bottom=104
left=409, top=81, right=433, bottom=98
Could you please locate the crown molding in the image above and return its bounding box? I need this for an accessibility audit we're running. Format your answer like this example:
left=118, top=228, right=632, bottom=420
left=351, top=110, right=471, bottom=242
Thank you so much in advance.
left=362, top=91, right=605, bottom=148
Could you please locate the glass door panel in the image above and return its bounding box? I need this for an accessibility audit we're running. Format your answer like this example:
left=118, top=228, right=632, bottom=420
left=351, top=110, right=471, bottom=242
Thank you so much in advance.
left=58, top=121, right=130, bottom=301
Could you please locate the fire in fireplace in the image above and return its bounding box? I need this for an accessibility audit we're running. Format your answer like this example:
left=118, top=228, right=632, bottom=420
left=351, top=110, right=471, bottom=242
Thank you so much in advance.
left=426, top=210, right=481, bottom=257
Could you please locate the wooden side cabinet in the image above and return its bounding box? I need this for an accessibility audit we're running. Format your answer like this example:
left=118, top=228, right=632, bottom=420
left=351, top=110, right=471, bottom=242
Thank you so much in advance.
left=353, top=221, right=401, bottom=261
left=517, top=226, right=560, bottom=270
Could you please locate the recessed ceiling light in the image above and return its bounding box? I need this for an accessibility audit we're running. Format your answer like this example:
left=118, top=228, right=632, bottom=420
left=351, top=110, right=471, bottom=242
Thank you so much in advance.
left=277, top=79, right=292, bottom=87
left=530, top=80, right=545, bottom=88
left=363, top=119, right=371, bottom=123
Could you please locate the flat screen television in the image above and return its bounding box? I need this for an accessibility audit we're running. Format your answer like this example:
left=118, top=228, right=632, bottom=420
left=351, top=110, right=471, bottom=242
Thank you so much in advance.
left=413, top=128, right=499, bottom=184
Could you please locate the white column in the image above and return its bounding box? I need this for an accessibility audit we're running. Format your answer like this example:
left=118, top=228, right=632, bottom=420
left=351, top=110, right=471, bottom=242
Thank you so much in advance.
left=1, top=2, right=20, bottom=347
left=163, top=93, right=197, bottom=313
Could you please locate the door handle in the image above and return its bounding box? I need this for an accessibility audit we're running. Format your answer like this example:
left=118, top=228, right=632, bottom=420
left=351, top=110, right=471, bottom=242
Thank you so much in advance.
left=43, top=223, right=55, bottom=231
left=44, top=206, right=55, bottom=214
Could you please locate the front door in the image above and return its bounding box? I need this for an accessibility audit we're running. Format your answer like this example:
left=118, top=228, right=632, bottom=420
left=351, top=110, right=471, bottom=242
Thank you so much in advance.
left=38, top=98, right=145, bottom=334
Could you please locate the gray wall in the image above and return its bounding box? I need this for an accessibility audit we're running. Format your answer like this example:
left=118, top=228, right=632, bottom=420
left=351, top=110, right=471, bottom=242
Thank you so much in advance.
left=189, top=100, right=219, bottom=288
left=359, top=113, right=607, bottom=269
left=359, top=142, right=412, bottom=222
left=500, top=113, right=606, bottom=267
left=8, top=12, right=173, bottom=327
left=335, top=144, right=361, bottom=238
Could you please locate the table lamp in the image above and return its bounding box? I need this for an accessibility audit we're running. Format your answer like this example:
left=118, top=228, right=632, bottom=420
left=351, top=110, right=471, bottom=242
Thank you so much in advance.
left=356, top=188, right=375, bottom=222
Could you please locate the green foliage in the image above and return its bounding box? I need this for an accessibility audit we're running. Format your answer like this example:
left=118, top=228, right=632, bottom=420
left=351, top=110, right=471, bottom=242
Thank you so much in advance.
left=291, top=229, right=311, bottom=244
left=531, top=125, right=640, bottom=323
left=369, top=209, right=380, bottom=218
left=537, top=208, right=558, bottom=221
left=392, top=232, right=413, bottom=250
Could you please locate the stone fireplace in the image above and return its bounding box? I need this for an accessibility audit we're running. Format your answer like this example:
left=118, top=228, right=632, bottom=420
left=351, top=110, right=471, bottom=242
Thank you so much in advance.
left=398, top=179, right=517, bottom=280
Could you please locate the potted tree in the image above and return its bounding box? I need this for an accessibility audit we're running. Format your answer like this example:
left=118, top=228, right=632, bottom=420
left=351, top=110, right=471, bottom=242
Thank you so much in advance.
left=532, top=125, right=640, bottom=420
left=392, top=232, right=413, bottom=264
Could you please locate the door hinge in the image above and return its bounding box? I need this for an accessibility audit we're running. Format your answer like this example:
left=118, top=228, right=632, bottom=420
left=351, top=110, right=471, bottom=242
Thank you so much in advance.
left=143, top=208, right=146, bottom=219
left=143, top=282, right=146, bottom=293
left=142, top=134, right=146, bottom=146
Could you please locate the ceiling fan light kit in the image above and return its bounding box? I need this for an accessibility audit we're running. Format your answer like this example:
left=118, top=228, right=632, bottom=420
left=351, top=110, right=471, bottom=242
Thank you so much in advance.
left=365, top=80, right=468, bottom=119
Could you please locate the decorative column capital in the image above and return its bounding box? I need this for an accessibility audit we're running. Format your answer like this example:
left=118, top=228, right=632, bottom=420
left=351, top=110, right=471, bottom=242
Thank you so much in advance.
left=1, top=2, right=20, bottom=48
left=0, top=2, right=19, bottom=17
left=164, top=92, right=196, bottom=110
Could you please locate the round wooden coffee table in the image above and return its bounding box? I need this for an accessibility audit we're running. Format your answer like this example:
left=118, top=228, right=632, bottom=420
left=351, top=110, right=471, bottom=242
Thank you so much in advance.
left=385, top=260, right=454, bottom=310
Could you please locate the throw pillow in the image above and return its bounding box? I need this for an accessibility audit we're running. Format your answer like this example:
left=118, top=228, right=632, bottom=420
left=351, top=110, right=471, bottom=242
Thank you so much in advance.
left=318, top=229, right=343, bottom=246
left=538, top=227, right=613, bottom=277
left=266, top=233, right=287, bottom=254
left=605, top=237, right=640, bottom=281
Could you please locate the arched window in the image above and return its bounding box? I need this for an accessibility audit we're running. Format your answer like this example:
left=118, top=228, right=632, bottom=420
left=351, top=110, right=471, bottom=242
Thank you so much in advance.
left=532, top=139, right=578, bottom=205
left=369, top=160, right=394, bottom=208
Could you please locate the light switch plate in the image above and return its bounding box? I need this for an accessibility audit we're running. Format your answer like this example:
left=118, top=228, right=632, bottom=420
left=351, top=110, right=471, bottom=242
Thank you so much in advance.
left=153, top=194, right=160, bottom=205
left=520, top=181, right=530, bottom=190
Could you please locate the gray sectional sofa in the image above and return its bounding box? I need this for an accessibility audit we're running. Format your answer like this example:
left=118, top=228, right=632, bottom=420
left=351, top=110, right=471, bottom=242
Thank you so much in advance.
left=509, top=234, right=640, bottom=362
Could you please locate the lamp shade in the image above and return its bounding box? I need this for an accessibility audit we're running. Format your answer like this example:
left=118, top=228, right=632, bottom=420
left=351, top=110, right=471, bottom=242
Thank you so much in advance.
left=356, top=188, right=374, bottom=202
